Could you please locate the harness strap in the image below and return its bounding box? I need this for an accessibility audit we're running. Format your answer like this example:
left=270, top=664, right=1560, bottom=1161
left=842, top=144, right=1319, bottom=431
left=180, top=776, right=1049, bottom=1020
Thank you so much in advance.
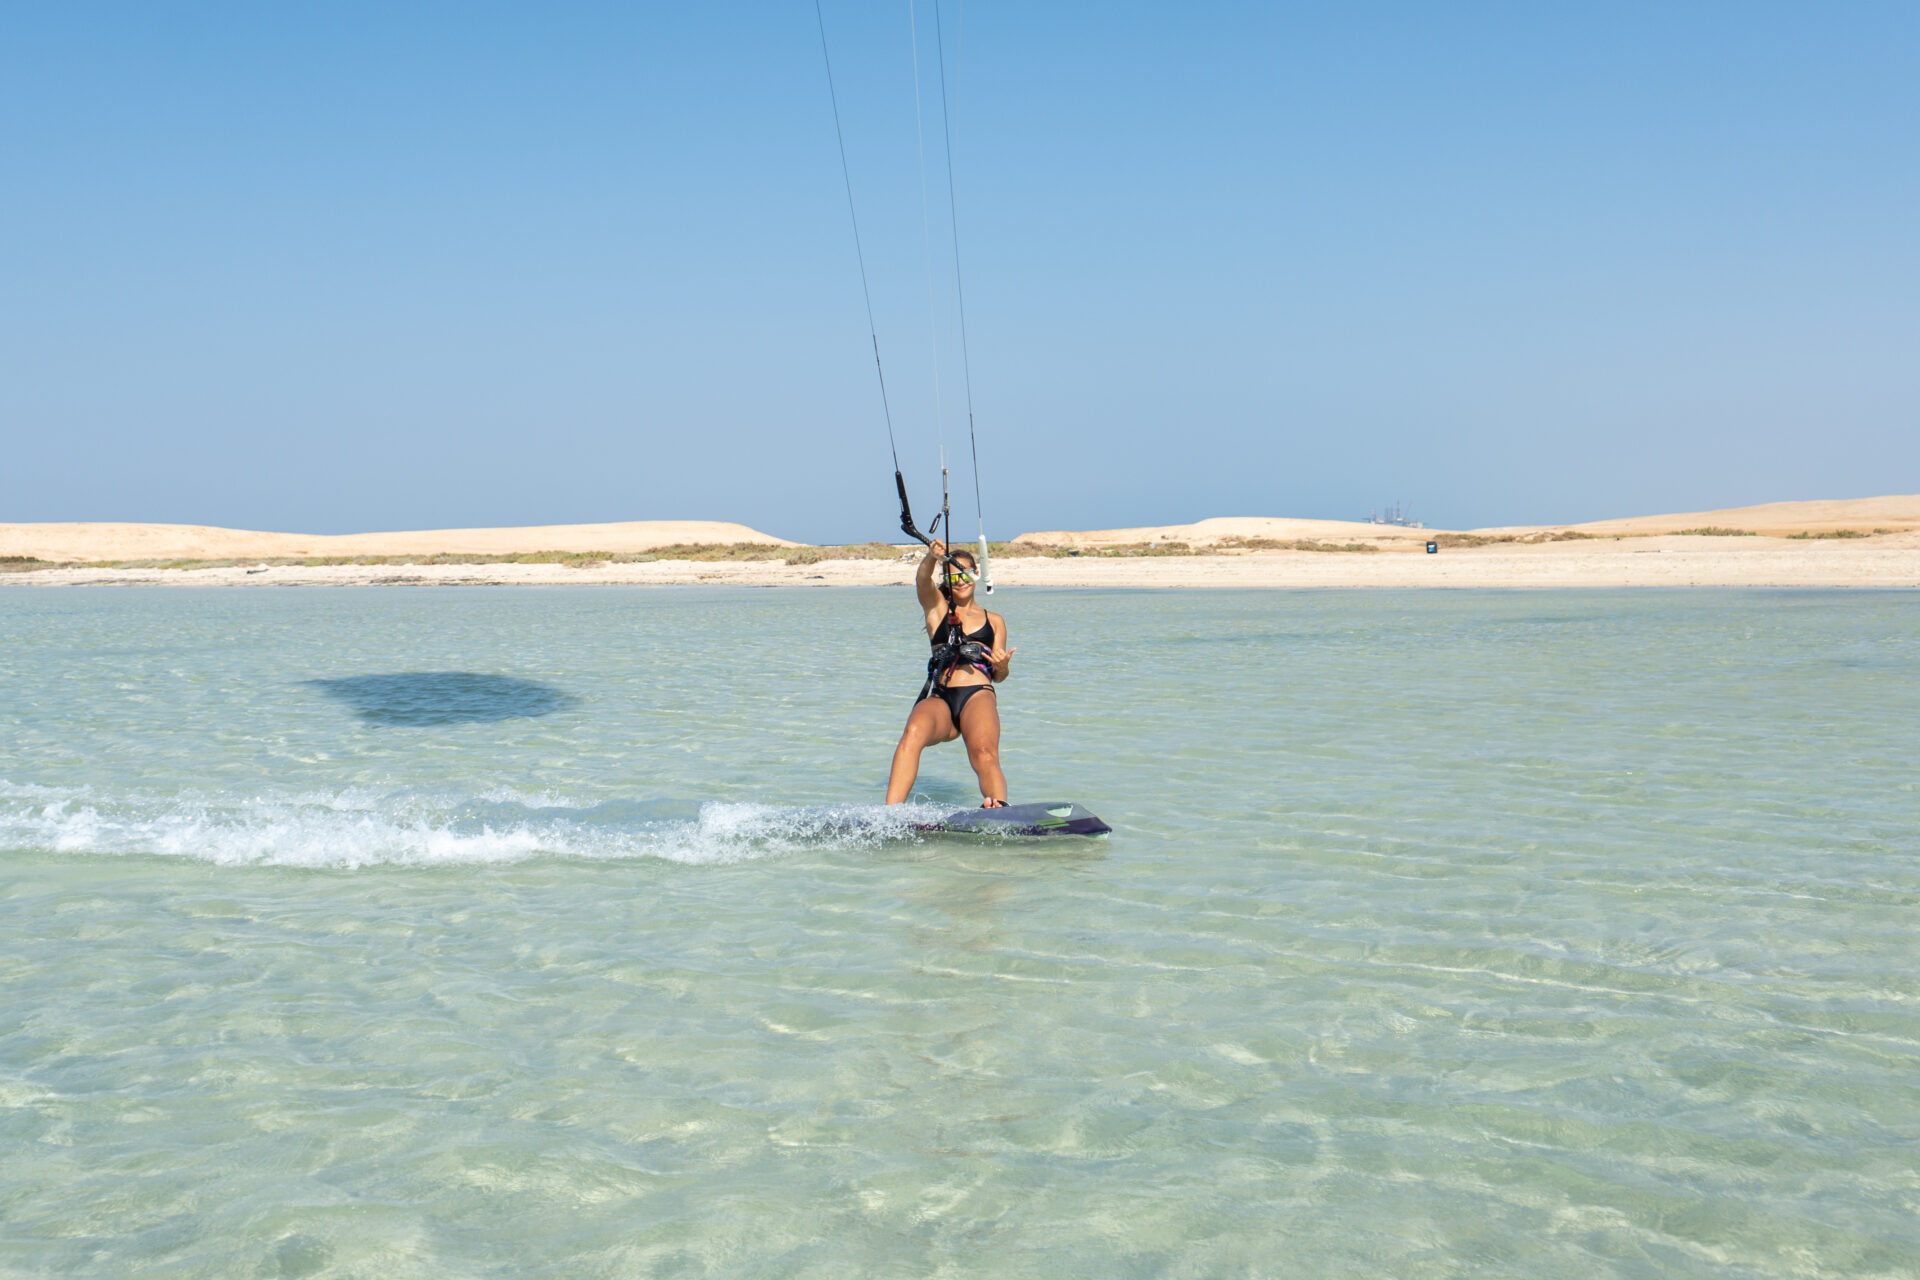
left=916, top=611, right=992, bottom=705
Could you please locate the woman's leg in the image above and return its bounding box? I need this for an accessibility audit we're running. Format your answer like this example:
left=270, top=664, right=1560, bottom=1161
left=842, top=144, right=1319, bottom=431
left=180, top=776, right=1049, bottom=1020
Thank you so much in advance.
left=885, top=698, right=958, bottom=804
left=957, top=690, right=1007, bottom=804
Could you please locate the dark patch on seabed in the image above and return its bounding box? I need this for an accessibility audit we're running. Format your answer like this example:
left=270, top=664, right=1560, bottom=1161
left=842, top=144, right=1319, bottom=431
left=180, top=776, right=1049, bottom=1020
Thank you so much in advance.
left=304, top=672, right=577, bottom=726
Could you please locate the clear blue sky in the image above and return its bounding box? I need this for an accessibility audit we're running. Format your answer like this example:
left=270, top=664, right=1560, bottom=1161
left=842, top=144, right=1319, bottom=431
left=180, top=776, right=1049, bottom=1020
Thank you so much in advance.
left=4, top=2, right=1915, bottom=540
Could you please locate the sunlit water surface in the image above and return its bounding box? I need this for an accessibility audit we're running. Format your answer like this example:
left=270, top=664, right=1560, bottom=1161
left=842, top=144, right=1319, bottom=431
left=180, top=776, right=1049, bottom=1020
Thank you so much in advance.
left=2, top=587, right=1916, bottom=1278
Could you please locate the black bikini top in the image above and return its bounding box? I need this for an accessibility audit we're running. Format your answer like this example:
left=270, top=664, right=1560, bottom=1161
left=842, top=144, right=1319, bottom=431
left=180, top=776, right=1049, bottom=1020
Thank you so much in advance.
left=931, top=610, right=994, bottom=651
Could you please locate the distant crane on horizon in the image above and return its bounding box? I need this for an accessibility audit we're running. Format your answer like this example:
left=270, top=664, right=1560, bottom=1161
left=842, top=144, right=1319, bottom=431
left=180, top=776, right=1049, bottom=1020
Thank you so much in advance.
left=1364, top=501, right=1423, bottom=529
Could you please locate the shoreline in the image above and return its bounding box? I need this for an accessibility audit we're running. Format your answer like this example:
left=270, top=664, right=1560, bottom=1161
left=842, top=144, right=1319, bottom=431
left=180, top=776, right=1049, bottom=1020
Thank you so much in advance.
left=6, top=497, right=1918, bottom=589
left=7, top=533, right=1918, bottom=589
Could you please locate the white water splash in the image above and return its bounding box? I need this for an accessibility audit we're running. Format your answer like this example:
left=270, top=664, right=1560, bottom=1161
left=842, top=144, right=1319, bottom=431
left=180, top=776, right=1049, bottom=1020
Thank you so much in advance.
left=0, top=780, right=941, bottom=869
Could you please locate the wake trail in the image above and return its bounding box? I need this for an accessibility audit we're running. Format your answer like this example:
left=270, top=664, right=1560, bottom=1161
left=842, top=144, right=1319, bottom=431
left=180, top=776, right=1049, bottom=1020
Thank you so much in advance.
left=0, top=780, right=945, bottom=869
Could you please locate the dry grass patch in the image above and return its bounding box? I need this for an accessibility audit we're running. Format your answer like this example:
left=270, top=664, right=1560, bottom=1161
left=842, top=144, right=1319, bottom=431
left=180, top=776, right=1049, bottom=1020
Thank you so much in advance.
left=771, top=542, right=901, bottom=566
left=1430, top=530, right=1598, bottom=549
left=1213, top=537, right=1382, bottom=554
left=1011, top=541, right=1197, bottom=558
left=62, top=543, right=912, bottom=571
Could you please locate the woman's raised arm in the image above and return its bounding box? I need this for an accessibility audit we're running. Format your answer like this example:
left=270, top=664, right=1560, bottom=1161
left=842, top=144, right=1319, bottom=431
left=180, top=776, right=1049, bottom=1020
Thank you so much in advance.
left=915, top=540, right=946, bottom=615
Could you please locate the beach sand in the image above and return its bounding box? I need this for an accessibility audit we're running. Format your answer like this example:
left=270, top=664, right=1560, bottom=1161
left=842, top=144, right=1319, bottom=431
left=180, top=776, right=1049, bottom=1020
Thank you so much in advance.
left=1018, top=494, right=1920, bottom=547
left=0, top=519, right=794, bottom=563
left=6, top=497, right=1918, bottom=589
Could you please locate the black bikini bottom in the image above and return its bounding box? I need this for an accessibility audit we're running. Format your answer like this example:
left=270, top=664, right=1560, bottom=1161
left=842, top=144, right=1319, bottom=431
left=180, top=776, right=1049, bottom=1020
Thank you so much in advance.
left=925, top=682, right=994, bottom=726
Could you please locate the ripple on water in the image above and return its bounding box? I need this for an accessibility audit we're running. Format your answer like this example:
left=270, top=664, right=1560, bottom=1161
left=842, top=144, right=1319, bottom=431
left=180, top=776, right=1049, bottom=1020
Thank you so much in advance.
left=1, top=587, right=1917, bottom=1277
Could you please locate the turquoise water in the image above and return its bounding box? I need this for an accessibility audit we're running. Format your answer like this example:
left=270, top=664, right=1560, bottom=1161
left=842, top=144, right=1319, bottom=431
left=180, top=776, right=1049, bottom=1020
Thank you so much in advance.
left=2, top=586, right=1916, bottom=1278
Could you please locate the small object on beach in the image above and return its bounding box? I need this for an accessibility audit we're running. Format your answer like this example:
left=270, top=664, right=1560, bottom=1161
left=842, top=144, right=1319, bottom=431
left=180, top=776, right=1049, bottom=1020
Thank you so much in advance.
left=915, top=801, right=1111, bottom=837
left=1426, top=541, right=1438, bottom=554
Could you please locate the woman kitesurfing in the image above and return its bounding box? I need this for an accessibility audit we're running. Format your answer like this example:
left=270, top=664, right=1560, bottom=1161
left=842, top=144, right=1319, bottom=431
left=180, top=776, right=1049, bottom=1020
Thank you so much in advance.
left=814, top=0, right=1022, bottom=809
left=812, top=3, right=1107, bottom=835
left=886, top=538, right=1014, bottom=805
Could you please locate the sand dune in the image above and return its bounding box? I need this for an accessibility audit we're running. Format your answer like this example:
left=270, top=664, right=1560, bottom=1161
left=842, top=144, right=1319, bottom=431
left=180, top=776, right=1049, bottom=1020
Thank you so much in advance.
left=1016, top=495, right=1920, bottom=546
left=5, top=497, right=1917, bottom=588
left=8, top=496, right=1912, bottom=565
left=1558, top=494, right=1920, bottom=538
left=9, top=531, right=1916, bottom=589
left=0, top=520, right=794, bottom=562
left=1012, top=516, right=1432, bottom=547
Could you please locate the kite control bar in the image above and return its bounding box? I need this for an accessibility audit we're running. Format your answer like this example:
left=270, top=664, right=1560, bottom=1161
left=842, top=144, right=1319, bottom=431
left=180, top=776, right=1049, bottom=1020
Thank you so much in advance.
left=896, top=471, right=932, bottom=547
left=897, top=469, right=989, bottom=593
left=895, top=469, right=948, bottom=547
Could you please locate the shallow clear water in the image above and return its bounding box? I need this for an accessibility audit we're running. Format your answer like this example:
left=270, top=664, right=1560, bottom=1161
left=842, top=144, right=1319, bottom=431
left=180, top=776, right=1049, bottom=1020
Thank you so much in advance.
left=2, top=586, right=1916, bottom=1278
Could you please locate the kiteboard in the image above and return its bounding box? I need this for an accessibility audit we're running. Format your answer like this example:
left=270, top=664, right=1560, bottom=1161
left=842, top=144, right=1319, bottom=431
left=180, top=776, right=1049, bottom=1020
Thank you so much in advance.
left=915, top=802, right=1111, bottom=838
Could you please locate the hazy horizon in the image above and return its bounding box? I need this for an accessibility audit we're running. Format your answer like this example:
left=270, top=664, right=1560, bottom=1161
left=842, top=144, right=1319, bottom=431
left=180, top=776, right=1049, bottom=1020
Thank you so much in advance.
left=8, top=491, right=1918, bottom=544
